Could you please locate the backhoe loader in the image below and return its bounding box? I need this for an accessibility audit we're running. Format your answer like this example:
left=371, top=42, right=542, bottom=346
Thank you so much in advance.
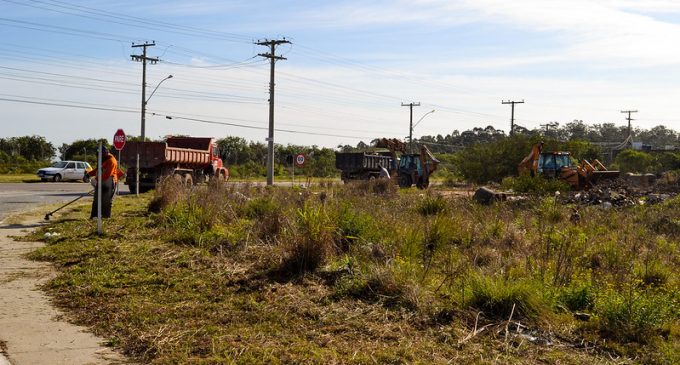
left=518, top=142, right=620, bottom=190
left=375, top=138, right=440, bottom=189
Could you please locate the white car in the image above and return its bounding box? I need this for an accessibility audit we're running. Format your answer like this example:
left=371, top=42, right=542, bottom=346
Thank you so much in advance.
left=37, top=161, right=93, bottom=182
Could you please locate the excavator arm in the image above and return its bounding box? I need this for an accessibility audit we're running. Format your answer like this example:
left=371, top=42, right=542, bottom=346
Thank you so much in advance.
left=518, top=142, right=544, bottom=175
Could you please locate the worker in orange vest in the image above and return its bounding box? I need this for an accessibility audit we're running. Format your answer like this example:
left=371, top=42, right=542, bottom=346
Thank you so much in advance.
left=87, top=145, right=119, bottom=218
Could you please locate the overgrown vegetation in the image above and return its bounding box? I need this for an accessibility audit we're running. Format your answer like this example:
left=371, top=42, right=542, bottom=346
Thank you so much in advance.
left=25, top=181, right=680, bottom=364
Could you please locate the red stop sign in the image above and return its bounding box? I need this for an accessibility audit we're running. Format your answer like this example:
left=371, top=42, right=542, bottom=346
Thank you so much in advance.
left=113, top=129, right=126, bottom=151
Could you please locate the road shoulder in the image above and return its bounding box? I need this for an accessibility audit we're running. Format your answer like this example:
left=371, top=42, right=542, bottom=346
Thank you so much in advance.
left=0, top=210, right=129, bottom=365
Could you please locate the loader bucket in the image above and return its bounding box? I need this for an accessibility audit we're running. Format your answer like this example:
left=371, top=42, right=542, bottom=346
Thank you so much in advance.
left=590, top=170, right=620, bottom=183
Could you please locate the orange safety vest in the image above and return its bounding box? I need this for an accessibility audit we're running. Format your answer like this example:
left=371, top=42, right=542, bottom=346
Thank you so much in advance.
left=88, top=154, right=120, bottom=183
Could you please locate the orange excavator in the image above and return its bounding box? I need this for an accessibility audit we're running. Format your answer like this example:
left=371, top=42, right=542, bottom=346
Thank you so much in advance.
left=376, top=138, right=440, bottom=189
left=518, top=142, right=620, bottom=190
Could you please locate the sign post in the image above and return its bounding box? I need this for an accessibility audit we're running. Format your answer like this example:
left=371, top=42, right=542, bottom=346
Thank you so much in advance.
left=112, top=129, right=126, bottom=196
left=294, top=154, right=306, bottom=187
left=97, top=142, right=102, bottom=235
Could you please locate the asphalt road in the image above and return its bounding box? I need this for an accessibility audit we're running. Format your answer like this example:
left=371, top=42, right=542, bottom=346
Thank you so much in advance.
left=0, top=182, right=93, bottom=223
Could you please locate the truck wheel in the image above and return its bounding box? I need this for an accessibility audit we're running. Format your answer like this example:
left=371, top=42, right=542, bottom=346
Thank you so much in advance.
left=173, top=173, right=183, bottom=185
left=53, top=174, right=62, bottom=182
left=183, top=174, right=193, bottom=186
left=397, top=175, right=411, bottom=188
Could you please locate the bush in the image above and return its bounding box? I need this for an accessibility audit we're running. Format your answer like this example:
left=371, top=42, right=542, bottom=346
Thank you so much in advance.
left=417, top=194, right=447, bottom=216
left=597, top=288, right=677, bottom=343
left=351, top=178, right=397, bottom=196
left=502, top=174, right=570, bottom=194
left=335, top=203, right=375, bottom=251
left=614, top=149, right=657, bottom=173
left=467, top=274, right=549, bottom=320
left=559, top=285, right=595, bottom=311
left=243, top=197, right=284, bottom=243
left=278, top=203, right=335, bottom=275
left=334, top=265, right=419, bottom=309
left=147, top=176, right=186, bottom=214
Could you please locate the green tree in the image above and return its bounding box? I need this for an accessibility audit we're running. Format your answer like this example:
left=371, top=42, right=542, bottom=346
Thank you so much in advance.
left=59, top=139, right=110, bottom=162
left=614, top=150, right=657, bottom=173
left=0, top=135, right=55, bottom=161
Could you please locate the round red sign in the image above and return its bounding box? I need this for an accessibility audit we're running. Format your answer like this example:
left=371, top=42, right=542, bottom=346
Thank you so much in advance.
left=295, top=153, right=305, bottom=167
left=113, top=129, right=126, bottom=150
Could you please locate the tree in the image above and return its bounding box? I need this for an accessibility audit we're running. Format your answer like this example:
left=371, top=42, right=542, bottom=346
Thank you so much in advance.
left=59, top=139, right=110, bottom=162
left=614, top=150, right=657, bottom=173
left=0, top=135, right=55, bottom=161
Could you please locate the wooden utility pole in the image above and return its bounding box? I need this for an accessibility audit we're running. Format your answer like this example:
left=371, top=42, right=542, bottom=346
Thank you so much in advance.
left=402, top=102, right=420, bottom=152
left=620, top=110, right=638, bottom=139
left=256, top=38, right=290, bottom=186
left=131, top=42, right=158, bottom=141
left=502, top=100, right=524, bottom=136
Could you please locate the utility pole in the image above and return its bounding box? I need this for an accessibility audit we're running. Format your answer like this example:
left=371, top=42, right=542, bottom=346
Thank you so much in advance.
left=540, top=122, right=558, bottom=135
left=502, top=100, right=524, bottom=136
left=620, top=110, right=638, bottom=140
left=402, top=102, right=420, bottom=152
left=131, top=42, right=158, bottom=141
left=256, top=38, right=290, bottom=186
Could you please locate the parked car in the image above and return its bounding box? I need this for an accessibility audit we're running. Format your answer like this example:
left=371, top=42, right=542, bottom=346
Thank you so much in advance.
left=37, top=161, right=93, bottom=182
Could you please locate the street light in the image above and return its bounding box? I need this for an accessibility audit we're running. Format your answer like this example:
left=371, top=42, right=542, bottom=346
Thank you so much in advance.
left=146, top=74, right=173, bottom=105
left=136, top=74, right=172, bottom=196
left=410, top=109, right=435, bottom=149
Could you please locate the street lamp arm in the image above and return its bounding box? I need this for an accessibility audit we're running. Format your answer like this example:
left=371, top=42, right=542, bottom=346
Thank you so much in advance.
left=413, top=109, right=435, bottom=129
left=145, top=75, right=173, bottom=104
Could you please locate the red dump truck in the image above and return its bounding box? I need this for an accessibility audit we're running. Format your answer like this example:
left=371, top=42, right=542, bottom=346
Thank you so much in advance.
left=120, top=137, right=229, bottom=193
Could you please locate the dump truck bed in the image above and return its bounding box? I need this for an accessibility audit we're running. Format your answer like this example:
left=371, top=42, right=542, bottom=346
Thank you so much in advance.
left=120, top=139, right=213, bottom=169
left=335, top=152, right=392, bottom=172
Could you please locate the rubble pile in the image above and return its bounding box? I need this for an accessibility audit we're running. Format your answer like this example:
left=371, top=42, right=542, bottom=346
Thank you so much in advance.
left=564, top=178, right=679, bottom=207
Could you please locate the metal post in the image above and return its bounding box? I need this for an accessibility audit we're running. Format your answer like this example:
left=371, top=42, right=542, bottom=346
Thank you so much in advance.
left=117, top=150, right=121, bottom=196
left=136, top=152, right=140, bottom=197
left=97, top=142, right=102, bottom=235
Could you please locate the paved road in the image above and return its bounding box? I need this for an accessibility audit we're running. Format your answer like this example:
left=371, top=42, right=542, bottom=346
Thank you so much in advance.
left=0, top=182, right=93, bottom=223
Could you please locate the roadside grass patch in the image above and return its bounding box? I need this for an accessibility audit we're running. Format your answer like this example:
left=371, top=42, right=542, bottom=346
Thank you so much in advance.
left=22, top=182, right=680, bottom=364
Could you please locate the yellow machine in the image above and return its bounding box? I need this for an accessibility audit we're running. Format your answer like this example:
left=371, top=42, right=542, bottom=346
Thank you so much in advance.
left=518, top=142, right=620, bottom=190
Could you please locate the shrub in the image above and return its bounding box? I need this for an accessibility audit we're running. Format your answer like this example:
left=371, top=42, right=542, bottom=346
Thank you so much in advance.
left=502, top=174, right=570, bottom=194
left=597, top=288, right=676, bottom=343
left=147, top=176, right=186, bottom=214
left=559, top=285, right=595, bottom=312
left=467, top=274, right=549, bottom=320
left=335, top=203, right=374, bottom=251
left=243, top=197, right=285, bottom=242
left=335, top=265, right=419, bottom=309
left=417, top=194, right=447, bottom=216
left=351, top=178, right=397, bottom=196
left=278, top=203, right=335, bottom=275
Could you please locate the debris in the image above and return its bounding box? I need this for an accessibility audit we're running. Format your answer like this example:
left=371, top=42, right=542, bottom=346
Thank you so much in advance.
left=562, top=177, right=678, bottom=207
left=473, top=187, right=507, bottom=205
left=574, top=312, right=591, bottom=321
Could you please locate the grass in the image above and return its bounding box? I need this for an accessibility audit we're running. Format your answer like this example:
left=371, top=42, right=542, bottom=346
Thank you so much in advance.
left=0, top=173, right=41, bottom=183
left=22, top=182, right=680, bottom=364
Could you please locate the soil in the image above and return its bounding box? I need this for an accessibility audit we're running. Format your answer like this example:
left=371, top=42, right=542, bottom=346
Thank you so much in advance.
left=0, top=211, right=129, bottom=365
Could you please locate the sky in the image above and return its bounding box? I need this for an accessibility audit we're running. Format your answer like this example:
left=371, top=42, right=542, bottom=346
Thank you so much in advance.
left=1, top=0, right=680, bottom=150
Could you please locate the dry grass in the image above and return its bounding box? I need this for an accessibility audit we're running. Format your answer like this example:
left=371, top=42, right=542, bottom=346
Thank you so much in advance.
left=23, top=183, right=680, bottom=364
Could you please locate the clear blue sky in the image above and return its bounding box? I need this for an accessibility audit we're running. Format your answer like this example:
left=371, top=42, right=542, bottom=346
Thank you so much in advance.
left=1, top=0, right=680, bottom=149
